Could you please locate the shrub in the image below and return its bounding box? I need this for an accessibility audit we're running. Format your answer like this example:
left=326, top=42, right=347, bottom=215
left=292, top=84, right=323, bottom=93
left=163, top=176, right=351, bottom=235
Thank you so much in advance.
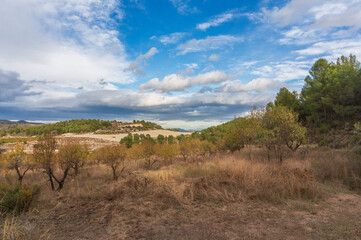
left=0, top=184, right=40, bottom=214
left=351, top=145, right=361, bottom=156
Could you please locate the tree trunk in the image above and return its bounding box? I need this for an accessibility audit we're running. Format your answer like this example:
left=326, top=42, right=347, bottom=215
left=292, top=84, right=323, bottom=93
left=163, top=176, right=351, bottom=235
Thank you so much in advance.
left=48, top=173, right=55, bottom=191
left=111, top=165, right=118, bottom=180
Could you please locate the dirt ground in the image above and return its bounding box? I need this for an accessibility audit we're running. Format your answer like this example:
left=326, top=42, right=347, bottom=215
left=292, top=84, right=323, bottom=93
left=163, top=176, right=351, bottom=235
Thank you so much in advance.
left=17, top=190, right=361, bottom=240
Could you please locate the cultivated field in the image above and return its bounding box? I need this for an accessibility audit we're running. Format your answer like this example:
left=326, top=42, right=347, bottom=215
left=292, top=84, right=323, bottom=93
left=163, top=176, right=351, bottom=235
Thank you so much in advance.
left=62, top=129, right=192, bottom=142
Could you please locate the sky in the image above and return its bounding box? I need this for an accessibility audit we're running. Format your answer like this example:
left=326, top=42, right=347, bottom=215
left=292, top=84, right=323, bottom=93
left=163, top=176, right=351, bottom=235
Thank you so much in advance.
left=0, top=0, right=361, bottom=130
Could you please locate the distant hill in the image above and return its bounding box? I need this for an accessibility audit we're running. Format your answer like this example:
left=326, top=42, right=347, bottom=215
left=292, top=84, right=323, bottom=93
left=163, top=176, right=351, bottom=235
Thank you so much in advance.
left=0, top=120, right=42, bottom=125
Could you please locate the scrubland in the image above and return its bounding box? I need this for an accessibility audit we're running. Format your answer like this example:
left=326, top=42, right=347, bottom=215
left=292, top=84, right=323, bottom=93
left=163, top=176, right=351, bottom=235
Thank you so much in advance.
left=1, top=143, right=360, bottom=240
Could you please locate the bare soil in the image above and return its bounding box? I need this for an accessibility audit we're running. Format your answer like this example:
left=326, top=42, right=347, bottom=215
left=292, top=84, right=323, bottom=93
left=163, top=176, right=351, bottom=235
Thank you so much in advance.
left=16, top=184, right=361, bottom=240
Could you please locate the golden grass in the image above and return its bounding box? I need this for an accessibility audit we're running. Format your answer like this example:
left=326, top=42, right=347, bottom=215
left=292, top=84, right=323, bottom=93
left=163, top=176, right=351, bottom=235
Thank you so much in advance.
left=1, top=215, right=50, bottom=240
left=0, top=147, right=359, bottom=209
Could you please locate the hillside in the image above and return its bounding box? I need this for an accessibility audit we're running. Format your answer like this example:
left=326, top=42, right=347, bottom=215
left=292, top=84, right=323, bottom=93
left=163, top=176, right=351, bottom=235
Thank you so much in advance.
left=0, top=119, right=162, bottom=137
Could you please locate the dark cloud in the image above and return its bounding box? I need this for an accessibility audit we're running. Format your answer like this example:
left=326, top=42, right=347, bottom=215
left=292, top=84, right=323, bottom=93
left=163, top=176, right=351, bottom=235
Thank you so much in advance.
left=0, top=68, right=41, bottom=101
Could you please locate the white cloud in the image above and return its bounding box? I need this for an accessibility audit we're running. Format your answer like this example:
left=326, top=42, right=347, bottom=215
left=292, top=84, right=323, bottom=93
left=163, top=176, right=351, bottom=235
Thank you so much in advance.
left=158, top=120, right=224, bottom=130
left=0, top=0, right=132, bottom=92
left=262, top=0, right=361, bottom=45
left=197, top=13, right=234, bottom=31
left=77, top=88, right=273, bottom=109
left=209, top=54, right=220, bottom=61
left=140, top=47, right=159, bottom=59
left=218, top=78, right=285, bottom=93
left=177, top=35, right=244, bottom=55
left=156, top=32, right=188, bottom=45
left=294, top=38, right=361, bottom=58
left=262, top=0, right=326, bottom=27
left=124, top=47, right=159, bottom=75
left=169, top=0, right=198, bottom=15
left=251, top=61, right=312, bottom=82
left=139, top=71, right=233, bottom=92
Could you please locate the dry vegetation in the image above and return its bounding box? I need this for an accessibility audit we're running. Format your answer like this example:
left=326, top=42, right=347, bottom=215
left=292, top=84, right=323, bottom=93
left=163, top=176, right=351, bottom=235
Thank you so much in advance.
left=0, top=139, right=360, bottom=239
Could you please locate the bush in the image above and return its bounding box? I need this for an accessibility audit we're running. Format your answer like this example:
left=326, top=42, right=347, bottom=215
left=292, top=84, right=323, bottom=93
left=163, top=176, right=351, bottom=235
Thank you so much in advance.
left=0, top=184, right=40, bottom=214
left=351, top=145, right=361, bottom=156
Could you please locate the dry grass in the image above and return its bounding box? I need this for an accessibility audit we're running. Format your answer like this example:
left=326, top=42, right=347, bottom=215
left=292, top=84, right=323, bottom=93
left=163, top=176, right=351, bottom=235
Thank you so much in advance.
left=1, top=215, right=50, bottom=240
left=1, top=146, right=360, bottom=239
left=144, top=156, right=319, bottom=203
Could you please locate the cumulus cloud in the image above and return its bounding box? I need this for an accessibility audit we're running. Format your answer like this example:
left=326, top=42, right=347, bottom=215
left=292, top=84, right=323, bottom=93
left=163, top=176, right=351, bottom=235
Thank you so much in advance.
left=218, top=78, right=285, bottom=93
left=197, top=13, right=234, bottom=31
left=139, top=71, right=233, bottom=92
left=177, top=35, right=244, bottom=55
left=0, top=68, right=40, bottom=101
left=124, top=47, right=159, bottom=75
left=0, top=0, right=132, bottom=92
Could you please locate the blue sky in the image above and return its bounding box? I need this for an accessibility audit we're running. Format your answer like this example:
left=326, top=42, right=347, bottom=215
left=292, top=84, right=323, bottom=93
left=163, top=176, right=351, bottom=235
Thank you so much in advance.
left=1, top=0, right=361, bottom=129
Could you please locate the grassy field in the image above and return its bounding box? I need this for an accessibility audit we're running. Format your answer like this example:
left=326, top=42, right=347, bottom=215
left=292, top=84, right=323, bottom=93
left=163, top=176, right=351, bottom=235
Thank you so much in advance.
left=1, top=147, right=360, bottom=239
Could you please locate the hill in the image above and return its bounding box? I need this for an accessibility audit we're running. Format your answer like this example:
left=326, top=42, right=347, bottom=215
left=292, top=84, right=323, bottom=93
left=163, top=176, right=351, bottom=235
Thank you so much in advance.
left=1, top=119, right=162, bottom=136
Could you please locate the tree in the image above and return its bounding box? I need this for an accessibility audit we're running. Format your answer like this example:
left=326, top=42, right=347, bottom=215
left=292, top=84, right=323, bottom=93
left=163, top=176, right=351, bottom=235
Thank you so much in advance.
left=179, top=139, right=199, bottom=162
left=261, top=106, right=306, bottom=163
left=274, top=87, right=301, bottom=113
left=155, top=143, right=179, bottom=164
left=4, top=144, right=34, bottom=185
left=301, top=54, right=361, bottom=128
left=92, top=144, right=127, bottom=180
left=157, top=134, right=165, bottom=144
left=198, top=140, right=216, bottom=161
left=120, top=133, right=133, bottom=148
left=56, top=141, right=88, bottom=189
left=33, top=133, right=57, bottom=190
left=168, top=135, right=175, bottom=144
left=133, top=134, right=140, bottom=144
left=224, top=117, right=261, bottom=152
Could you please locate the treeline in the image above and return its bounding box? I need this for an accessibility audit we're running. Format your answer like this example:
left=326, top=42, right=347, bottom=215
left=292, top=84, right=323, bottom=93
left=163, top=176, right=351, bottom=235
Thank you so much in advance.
left=3, top=119, right=162, bottom=136
left=274, top=54, right=361, bottom=131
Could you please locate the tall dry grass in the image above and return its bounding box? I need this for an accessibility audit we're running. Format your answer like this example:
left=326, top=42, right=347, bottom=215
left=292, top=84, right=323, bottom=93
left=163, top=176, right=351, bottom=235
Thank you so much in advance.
left=0, top=146, right=359, bottom=212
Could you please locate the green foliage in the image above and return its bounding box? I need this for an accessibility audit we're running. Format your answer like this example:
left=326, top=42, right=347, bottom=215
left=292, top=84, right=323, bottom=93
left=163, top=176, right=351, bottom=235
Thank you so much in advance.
left=132, top=120, right=162, bottom=129
left=4, top=119, right=162, bottom=136
left=0, top=184, right=40, bottom=214
left=133, top=134, right=140, bottom=144
left=157, top=134, right=165, bottom=144
left=120, top=133, right=134, bottom=148
left=168, top=135, right=175, bottom=144
left=224, top=117, right=261, bottom=152
left=301, top=54, right=361, bottom=128
left=274, top=87, right=301, bottom=113
left=262, top=106, right=306, bottom=152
